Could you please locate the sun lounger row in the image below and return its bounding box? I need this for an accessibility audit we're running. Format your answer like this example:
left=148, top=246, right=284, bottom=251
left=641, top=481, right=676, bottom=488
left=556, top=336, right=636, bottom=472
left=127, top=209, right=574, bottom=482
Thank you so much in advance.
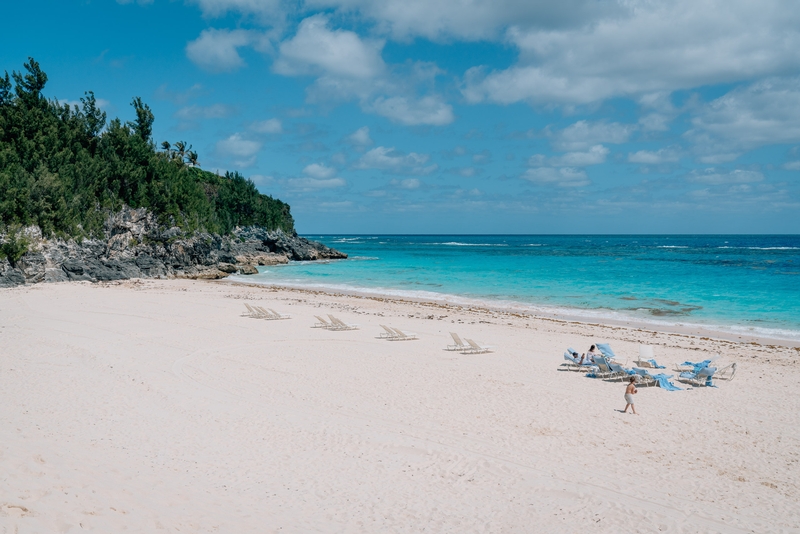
left=243, top=303, right=291, bottom=320
left=560, top=343, right=735, bottom=389
left=446, top=332, right=492, bottom=354
left=313, top=314, right=359, bottom=331
left=378, top=325, right=418, bottom=341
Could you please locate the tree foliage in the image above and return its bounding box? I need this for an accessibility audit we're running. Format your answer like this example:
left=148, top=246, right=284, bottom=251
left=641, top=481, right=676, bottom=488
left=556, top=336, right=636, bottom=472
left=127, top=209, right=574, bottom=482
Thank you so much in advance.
left=0, top=58, right=294, bottom=239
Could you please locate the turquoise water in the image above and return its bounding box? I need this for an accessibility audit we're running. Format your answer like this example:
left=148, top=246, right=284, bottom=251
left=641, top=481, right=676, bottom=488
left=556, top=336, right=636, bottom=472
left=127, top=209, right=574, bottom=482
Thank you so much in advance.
left=235, top=235, right=800, bottom=342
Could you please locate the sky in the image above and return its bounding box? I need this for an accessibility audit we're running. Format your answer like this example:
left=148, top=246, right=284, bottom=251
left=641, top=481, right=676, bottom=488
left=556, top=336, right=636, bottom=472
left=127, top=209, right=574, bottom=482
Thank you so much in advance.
left=2, top=0, right=800, bottom=234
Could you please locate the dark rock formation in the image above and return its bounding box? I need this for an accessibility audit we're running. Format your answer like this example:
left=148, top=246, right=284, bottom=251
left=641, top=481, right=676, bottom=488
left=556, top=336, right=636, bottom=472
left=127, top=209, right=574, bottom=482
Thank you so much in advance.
left=0, top=206, right=346, bottom=287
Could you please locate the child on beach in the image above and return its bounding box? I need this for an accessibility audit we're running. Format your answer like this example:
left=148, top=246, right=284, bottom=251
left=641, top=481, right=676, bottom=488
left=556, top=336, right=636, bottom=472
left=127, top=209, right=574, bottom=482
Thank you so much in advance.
left=623, top=377, right=638, bottom=415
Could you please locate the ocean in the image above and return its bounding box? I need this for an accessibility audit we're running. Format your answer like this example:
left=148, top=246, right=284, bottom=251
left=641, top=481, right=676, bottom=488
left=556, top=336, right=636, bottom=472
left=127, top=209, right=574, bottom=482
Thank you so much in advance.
left=231, top=235, right=800, bottom=343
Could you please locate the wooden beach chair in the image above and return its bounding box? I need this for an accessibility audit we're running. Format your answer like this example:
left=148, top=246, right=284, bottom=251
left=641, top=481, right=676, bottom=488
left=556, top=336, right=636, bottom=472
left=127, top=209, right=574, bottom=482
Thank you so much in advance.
left=463, top=339, right=492, bottom=354
left=267, top=308, right=291, bottom=319
left=387, top=327, right=417, bottom=341
left=446, top=332, right=469, bottom=351
left=328, top=315, right=359, bottom=331
left=313, top=315, right=332, bottom=328
left=379, top=325, right=400, bottom=339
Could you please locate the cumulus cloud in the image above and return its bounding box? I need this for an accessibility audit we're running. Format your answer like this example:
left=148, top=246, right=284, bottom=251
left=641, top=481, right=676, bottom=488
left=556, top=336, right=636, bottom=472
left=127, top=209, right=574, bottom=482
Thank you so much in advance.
left=553, top=121, right=635, bottom=151
left=274, top=15, right=385, bottom=78
left=521, top=167, right=589, bottom=187
left=462, top=1, right=800, bottom=106
left=186, top=29, right=269, bottom=72
left=250, top=118, right=283, bottom=134
left=686, top=169, right=765, bottom=185
left=303, top=163, right=337, bottom=179
left=628, top=148, right=681, bottom=164
left=687, top=77, right=800, bottom=154
left=355, top=146, right=437, bottom=174
left=530, top=145, right=609, bottom=167
left=367, top=95, right=453, bottom=126
left=347, top=126, right=373, bottom=147
left=395, top=178, right=421, bottom=189
left=215, top=133, right=262, bottom=167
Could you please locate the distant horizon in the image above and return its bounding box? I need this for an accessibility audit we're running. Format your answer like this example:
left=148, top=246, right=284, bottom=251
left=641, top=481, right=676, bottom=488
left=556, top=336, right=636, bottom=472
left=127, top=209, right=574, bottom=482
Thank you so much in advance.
left=304, top=233, right=800, bottom=237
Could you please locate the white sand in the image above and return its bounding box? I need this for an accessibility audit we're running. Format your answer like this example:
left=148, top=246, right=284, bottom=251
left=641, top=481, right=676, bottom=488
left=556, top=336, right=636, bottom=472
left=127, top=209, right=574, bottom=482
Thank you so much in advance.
left=1, top=279, right=798, bottom=532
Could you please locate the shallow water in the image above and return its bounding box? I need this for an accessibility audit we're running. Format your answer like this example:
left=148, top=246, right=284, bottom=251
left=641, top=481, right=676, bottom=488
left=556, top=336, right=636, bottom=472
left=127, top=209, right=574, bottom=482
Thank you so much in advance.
left=236, top=235, right=800, bottom=342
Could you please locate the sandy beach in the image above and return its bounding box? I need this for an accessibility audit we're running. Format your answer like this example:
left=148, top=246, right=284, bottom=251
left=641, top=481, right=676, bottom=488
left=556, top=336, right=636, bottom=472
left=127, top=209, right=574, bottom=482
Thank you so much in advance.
left=1, top=279, right=798, bottom=533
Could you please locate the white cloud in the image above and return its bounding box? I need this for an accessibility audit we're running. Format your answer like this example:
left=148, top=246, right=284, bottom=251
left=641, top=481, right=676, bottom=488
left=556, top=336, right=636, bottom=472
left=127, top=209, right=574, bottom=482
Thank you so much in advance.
left=397, top=178, right=421, bottom=189
left=303, top=163, right=337, bottom=179
left=784, top=161, right=800, bottom=170
left=522, top=167, right=589, bottom=187
left=274, top=15, right=385, bottom=79
left=686, top=169, right=764, bottom=185
left=186, top=29, right=269, bottom=73
left=215, top=133, right=262, bottom=167
left=367, top=95, right=454, bottom=126
left=287, top=177, right=347, bottom=190
left=355, top=146, right=437, bottom=174
left=347, top=126, right=373, bottom=147
left=688, top=77, right=800, bottom=153
left=628, top=148, right=681, bottom=164
left=553, top=120, right=635, bottom=151
left=174, top=104, right=235, bottom=120
left=462, top=1, right=800, bottom=106
left=187, top=0, right=283, bottom=20
left=530, top=145, right=609, bottom=167
left=250, top=118, right=283, bottom=134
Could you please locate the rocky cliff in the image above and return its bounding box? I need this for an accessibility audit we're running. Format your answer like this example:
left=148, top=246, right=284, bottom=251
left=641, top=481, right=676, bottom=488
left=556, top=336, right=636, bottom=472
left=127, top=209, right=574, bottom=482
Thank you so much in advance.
left=0, top=207, right=346, bottom=287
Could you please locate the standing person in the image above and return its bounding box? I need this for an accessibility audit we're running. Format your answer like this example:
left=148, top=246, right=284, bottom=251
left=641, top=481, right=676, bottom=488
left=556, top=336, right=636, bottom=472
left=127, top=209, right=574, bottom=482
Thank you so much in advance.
left=623, top=377, right=638, bottom=414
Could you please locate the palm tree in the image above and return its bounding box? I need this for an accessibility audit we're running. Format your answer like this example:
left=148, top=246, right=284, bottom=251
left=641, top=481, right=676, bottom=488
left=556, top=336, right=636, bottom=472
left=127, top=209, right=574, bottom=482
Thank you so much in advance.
left=187, top=150, right=200, bottom=167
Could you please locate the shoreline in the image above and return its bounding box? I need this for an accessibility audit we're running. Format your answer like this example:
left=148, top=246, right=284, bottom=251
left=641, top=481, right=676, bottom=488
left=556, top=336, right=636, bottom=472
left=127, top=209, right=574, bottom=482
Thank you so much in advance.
left=223, top=277, right=800, bottom=349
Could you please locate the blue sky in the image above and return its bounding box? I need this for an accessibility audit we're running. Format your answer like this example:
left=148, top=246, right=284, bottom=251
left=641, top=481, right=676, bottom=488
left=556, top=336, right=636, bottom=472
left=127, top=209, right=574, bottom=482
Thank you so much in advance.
left=3, top=0, right=800, bottom=234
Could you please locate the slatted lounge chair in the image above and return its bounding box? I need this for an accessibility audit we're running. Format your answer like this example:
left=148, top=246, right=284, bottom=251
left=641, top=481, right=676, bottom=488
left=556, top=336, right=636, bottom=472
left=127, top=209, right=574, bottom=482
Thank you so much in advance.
left=463, top=339, right=492, bottom=354
left=606, top=361, right=637, bottom=381
left=313, top=315, right=332, bottom=329
left=386, top=327, right=417, bottom=341
left=633, top=368, right=683, bottom=390
left=591, top=355, right=617, bottom=378
left=255, top=306, right=281, bottom=320
left=446, top=332, right=469, bottom=351
left=716, top=362, right=737, bottom=381
left=267, top=308, right=291, bottom=319
left=378, top=325, right=401, bottom=339
left=679, top=366, right=717, bottom=387
left=243, top=303, right=266, bottom=318
left=562, top=350, right=594, bottom=371
left=328, top=315, right=359, bottom=331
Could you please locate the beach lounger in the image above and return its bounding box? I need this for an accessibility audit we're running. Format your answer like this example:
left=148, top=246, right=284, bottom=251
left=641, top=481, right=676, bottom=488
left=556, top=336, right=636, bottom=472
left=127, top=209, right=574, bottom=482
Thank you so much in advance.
left=328, top=315, right=359, bottom=331
left=635, top=345, right=666, bottom=368
left=243, top=303, right=267, bottom=318
left=674, top=356, right=717, bottom=373
left=633, top=368, right=683, bottom=390
left=379, top=324, right=400, bottom=339
left=463, top=339, right=492, bottom=354
left=446, top=332, right=470, bottom=351
left=590, top=355, right=615, bottom=378
left=606, top=361, right=637, bottom=381
left=267, top=308, right=291, bottom=319
left=679, top=366, right=717, bottom=387
left=255, top=306, right=281, bottom=320
left=387, top=327, right=417, bottom=341
left=562, top=349, right=595, bottom=371
left=716, top=362, right=737, bottom=381
left=313, top=315, right=332, bottom=328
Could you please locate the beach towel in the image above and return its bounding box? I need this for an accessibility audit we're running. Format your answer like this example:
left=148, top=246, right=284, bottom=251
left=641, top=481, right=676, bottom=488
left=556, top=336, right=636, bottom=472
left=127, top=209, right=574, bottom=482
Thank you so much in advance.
left=652, top=374, right=682, bottom=391
left=681, top=359, right=712, bottom=373
left=646, top=359, right=666, bottom=369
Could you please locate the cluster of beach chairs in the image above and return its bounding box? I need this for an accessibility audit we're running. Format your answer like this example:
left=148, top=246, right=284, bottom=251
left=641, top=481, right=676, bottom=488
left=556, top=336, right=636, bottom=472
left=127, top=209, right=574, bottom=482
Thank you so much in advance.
left=241, top=304, right=493, bottom=354
left=561, top=343, right=737, bottom=389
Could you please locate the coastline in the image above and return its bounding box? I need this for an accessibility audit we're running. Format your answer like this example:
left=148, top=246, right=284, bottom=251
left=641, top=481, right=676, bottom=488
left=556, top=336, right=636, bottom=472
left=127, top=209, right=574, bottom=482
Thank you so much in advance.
left=2, top=278, right=798, bottom=531
left=225, top=276, right=800, bottom=349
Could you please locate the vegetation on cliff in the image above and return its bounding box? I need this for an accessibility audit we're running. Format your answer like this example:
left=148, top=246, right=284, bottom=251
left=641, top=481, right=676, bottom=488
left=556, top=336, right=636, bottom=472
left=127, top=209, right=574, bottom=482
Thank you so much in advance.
left=0, top=58, right=294, bottom=241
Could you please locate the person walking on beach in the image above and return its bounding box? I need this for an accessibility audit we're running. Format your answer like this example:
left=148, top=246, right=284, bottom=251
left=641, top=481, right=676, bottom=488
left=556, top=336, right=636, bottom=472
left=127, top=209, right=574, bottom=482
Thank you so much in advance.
left=623, top=377, right=638, bottom=415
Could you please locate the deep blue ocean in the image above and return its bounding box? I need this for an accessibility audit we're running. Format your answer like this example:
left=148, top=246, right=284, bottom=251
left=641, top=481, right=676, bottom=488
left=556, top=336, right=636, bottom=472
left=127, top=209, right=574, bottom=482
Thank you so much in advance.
left=234, top=235, right=800, bottom=342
